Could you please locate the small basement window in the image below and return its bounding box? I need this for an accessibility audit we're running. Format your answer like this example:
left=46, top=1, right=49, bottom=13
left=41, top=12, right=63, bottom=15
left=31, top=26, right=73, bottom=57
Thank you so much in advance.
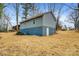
left=33, top=20, right=35, bottom=24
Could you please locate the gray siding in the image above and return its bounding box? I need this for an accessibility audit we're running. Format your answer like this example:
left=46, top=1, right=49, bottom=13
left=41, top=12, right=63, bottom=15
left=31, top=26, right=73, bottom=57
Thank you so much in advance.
left=43, top=12, right=56, bottom=28
left=20, top=17, right=43, bottom=29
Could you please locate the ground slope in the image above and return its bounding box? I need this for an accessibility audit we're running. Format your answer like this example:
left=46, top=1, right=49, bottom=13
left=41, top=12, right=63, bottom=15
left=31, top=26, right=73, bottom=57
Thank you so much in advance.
left=0, top=31, right=79, bottom=56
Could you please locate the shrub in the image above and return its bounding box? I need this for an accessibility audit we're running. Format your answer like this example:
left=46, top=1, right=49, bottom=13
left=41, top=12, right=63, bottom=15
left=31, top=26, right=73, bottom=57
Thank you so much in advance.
left=16, top=31, right=25, bottom=35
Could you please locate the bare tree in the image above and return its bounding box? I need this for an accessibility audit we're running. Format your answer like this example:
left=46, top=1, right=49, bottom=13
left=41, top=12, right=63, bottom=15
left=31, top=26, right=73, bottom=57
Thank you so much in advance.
left=48, top=4, right=64, bottom=30
left=30, top=3, right=39, bottom=16
left=16, top=3, right=19, bottom=31
left=67, top=3, right=79, bottom=30
left=4, top=14, right=13, bottom=31
left=56, top=4, right=64, bottom=30
left=22, top=3, right=33, bottom=19
left=11, top=3, right=20, bottom=31
left=10, top=3, right=20, bottom=31
left=68, top=10, right=78, bottom=29
left=0, top=3, right=7, bottom=31
left=48, top=3, right=56, bottom=12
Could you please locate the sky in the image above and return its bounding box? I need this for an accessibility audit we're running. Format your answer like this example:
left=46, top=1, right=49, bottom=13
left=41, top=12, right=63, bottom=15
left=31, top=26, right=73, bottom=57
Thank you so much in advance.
left=3, top=3, right=77, bottom=28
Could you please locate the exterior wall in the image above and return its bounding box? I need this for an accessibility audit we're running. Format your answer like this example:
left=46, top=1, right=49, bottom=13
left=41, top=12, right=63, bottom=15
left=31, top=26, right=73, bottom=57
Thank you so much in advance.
left=42, top=13, right=56, bottom=35
left=42, top=26, right=56, bottom=36
left=43, top=13, right=56, bottom=28
left=20, top=17, right=43, bottom=29
left=20, top=27, right=43, bottom=36
left=20, top=12, right=56, bottom=36
left=20, top=26, right=56, bottom=36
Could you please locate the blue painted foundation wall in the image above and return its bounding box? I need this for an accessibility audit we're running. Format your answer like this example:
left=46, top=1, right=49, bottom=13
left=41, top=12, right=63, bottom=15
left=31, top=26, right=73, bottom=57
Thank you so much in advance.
left=20, top=27, right=43, bottom=36
left=20, top=27, right=56, bottom=36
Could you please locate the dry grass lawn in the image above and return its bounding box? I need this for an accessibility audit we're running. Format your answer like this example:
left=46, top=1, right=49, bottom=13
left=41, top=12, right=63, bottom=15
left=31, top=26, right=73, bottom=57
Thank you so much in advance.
left=0, top=31, right=79, bottom=56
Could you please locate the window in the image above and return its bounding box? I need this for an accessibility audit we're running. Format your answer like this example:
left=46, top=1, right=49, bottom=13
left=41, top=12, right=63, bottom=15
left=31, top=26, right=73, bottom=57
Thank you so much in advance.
left=33, top=20, right=35, bottom=24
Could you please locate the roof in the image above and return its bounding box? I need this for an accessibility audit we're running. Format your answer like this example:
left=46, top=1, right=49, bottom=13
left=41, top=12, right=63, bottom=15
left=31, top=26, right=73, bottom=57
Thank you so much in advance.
left=20, top=11, right=56, bottom=24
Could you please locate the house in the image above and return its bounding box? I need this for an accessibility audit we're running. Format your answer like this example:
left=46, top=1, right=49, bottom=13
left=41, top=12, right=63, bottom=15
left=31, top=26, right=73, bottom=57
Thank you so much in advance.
left=20, top=11, right=56, bottom=36
left=12, top=25, right=20, bottom=31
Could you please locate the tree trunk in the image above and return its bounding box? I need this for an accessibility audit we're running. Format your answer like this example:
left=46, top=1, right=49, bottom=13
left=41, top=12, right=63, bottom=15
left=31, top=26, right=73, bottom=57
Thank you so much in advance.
left=16, top=3, right=19, bottom=31
left=56, top=17, right=59, bottom=30
left=76, top=3, right=79, bottom=30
